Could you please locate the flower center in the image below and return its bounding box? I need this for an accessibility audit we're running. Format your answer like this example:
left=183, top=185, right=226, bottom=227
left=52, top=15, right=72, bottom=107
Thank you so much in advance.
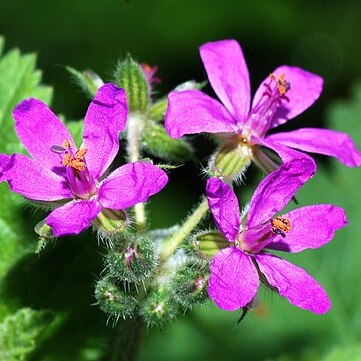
left=51, top=139, right=97, bottom=199
left=243, top=73, right=291, bottom=137
left=236, top=215, right=292, bottom=253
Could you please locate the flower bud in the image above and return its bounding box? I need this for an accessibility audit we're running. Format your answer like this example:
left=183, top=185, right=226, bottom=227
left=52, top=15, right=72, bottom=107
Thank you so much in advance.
left=139, top=288, right=178, bottom=327
left=105, top=233, right=158, bottom=283
left=193, top=230, right=229, bottom=259
left=209, top=142, right=251, bottom=182
left=94, top=277, right=137, bottom=322
left=171, top=263, right=209, bottom=309
left=114, top=54, right=150, bottom=112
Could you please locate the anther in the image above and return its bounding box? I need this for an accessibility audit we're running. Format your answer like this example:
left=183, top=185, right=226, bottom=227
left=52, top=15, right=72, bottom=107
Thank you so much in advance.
left=271, top=216, right=291, bottom=238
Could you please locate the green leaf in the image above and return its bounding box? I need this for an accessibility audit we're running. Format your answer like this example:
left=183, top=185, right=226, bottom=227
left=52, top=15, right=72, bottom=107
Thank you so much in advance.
left=142, top=120, right=194, bottom=162
left=0, top=39, right=52, bottom=154
left=0, top=308, right=54, bottom=361
left=0, top=39, right=52, bottom=319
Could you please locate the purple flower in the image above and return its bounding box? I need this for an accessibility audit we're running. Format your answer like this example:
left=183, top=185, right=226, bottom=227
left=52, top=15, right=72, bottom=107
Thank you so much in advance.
left=0, top=83, right=168, bottom=237
left=206, top=158, right=347, bottom=313
left=165, top=39, right=361, bottom=170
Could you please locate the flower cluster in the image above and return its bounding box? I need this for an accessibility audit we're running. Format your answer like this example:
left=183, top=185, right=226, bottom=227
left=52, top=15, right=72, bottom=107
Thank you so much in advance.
left=0, top=38, right=359, bottom=323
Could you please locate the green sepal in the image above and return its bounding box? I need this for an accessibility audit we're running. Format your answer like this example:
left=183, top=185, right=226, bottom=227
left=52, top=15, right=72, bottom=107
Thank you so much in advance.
left=148, top=98, right=167, bottom=122
left=142, top=120, right=194, bottom=162
left=193, top=230, right=229, bottom=259
left=95, top=277, right=138, bottom=321
left=93, top=208, right=128, bottom=238
left=210, top=142, right=251, bottom=180
left=66, top=66, right=104, bottom=99
left=114, top=54, right=150, bottom=112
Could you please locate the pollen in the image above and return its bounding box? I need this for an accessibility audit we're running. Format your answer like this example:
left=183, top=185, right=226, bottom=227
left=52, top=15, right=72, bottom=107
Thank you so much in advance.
left=62, top=139, right=71, bottom=149
left=61, top=153, right=73, bottom=167
left=269, top=73, right=290, bottom=96
left=75, top=148, right=87, bottom=160
left=271, top=216, right=291, bottom=238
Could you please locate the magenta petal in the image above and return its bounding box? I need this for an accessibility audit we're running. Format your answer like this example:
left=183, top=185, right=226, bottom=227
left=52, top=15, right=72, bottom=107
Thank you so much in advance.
left=255, top=253, right=331, bottom=314
left=0, top=153, right=72, bottom=201
left=267, top=128, right=361, bottom=167
left=13, top=98, right=74, bottom=169
left=247, top=157, right=315, bottom=228
left=208, top=247, right=259, bottom=311
left=267, top=205, right=347, bottom=253
left=46, top=199, right=102, bottom=237
left=82, top=83, right=127, bottom=181
left=255, top=135, right=317, bottom=165
left=200, top=39, right=250, bottom=122
left=252, top=66, right=323, bottom=130
left=98, top=162, right=168, bottom=210
left=206, top=178, right=240, bottom=242
left=165, top=90, right=236, bottom=139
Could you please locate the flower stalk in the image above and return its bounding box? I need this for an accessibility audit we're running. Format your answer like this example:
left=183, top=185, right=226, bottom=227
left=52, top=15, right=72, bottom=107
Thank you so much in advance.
left=126, top=112, right=147, bottom=231
left=159, top=196, right=209, bottom=263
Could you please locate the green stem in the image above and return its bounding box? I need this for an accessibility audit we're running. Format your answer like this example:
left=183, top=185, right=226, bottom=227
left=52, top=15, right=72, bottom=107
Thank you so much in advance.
left=126, top=113, right=146, bottom=231
left=159, top=196, right=209, bottom=263
left=110, top=318, right=143, bottom=361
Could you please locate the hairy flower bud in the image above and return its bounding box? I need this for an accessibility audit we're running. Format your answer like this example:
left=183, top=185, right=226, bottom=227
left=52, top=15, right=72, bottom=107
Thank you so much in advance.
left=171, top=263, right=209, bottom=309
left=114, top=54, right=150, bottom=112
left=94, top=277, right=137, bottom=322
left=139, top=288, right=178, bottom=328
left=105, top=233, right=158, bottom=283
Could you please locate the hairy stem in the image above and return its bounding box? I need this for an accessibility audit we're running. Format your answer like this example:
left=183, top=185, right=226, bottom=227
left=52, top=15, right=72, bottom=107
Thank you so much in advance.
left=110, top=318, right=143, bottom=361
left=159, top=196, right=209, bottom=263
left=126, top=113, right=146, bottom=231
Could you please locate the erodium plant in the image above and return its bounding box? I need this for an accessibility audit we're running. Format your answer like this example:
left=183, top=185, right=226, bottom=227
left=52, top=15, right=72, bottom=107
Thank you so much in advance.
left=0, top=38, right=360, bottom=361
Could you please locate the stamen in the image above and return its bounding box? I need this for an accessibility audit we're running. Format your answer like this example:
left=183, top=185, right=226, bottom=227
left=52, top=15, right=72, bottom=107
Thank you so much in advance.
left=61, top=153, right=73, bottom=167
left=75, top=148, right=87, bottom=160
left=62, top=139, right=71, bottom=149
left=269, top=73, right=291, bottom=96
left=271, top=216, right=292, bottom=238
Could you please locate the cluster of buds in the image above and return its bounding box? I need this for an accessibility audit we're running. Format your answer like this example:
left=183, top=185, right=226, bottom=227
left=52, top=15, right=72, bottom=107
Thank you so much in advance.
left=1, top=39, right=360, bottom=329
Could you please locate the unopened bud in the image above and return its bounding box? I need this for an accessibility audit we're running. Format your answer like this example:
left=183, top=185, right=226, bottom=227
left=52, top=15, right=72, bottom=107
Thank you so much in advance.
left=171, top=264, right=209, bottom=309
left=94, top=277, right=137, bottom=322
left=139, top=288, right=178, bottom=328
left=114, top=54, right=150, bottom=112
left=105, top=233, right=157, bottom=283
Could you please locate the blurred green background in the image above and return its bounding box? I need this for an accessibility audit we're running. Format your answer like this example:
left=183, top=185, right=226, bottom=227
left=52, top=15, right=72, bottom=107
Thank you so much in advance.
left=1, top=0, right=361, bottom=360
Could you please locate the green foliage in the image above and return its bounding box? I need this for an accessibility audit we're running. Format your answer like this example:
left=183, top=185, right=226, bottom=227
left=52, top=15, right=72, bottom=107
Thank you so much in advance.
left=0, top=37, right=52, bottom=154
left=0, top=39, right=53, bottom=319
left=0, top=308, right=54, bottom=361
